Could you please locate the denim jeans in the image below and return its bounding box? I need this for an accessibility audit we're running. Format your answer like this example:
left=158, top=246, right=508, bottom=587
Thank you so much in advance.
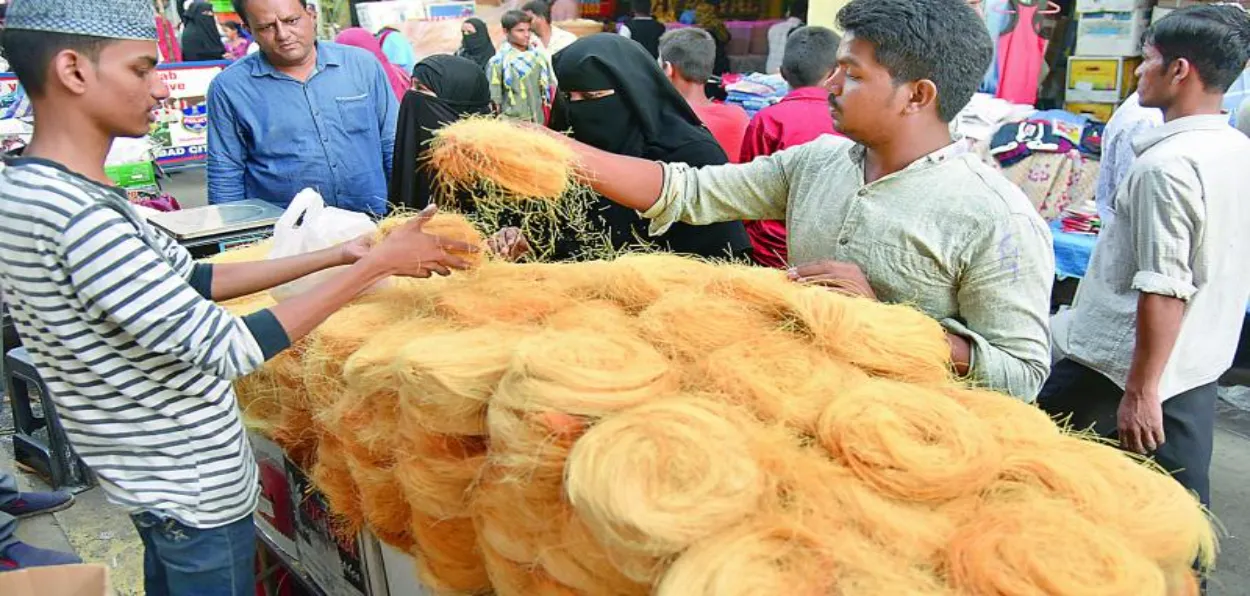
left=0, top=472, right=19, bottom=551
left=130, top=512, right=256, bottom=596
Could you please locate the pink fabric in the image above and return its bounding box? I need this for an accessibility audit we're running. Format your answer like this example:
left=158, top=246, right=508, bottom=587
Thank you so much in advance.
left=692, top=101, right=750, bottom=165
left=225, top=38, right=249, bottom=61
left=739, top=86, right=840, bottom=269
left=994, top=1, right=1047, bottom=106
left=335, top=27, right=411, bottom=100
left=156, top=15, right=182, bottom=63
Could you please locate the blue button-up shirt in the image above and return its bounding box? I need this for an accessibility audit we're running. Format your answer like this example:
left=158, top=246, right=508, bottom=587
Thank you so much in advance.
left=206, top=42, right=398, bottom=214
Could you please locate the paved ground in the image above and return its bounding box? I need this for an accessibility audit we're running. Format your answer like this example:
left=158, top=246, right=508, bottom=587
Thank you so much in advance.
left=2, top=169, right=1248, bottom=593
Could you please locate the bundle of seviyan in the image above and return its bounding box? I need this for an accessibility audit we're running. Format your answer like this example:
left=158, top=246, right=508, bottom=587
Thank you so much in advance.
left=212, top=209, right=1213, bottom=596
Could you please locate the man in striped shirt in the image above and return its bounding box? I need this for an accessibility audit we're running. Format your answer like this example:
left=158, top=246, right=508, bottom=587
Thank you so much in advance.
left=0, top=1, right=474, bottom=593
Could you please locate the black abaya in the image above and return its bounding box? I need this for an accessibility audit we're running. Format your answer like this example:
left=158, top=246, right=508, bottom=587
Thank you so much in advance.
left=549, top=34, right=751, bottom=260
left=389, top=55, right=492, bottom=211
left=180, top=1, right=226, bottom=62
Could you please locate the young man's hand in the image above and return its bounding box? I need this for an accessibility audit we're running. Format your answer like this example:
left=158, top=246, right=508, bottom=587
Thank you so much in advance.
left=363, top=206, right=478, bottom=278
left=487, top=227, right=531, bottom=262
left=787, top=260, right=877, bottom=300
left=1118, top=386, right=1166, bottom=454
left=338, top=233, right=375, bottom=265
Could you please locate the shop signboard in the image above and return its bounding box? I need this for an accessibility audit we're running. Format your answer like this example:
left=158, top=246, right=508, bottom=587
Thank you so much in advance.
left=425, top=1, right=474, bottom=19
left=150, top=61, right=227, bottom=170
left=356, top=0, right=426, bottom=33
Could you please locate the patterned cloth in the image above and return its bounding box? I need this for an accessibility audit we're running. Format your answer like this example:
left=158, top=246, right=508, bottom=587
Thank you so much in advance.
left=1002, top=150, right=1099, bottom=223
left=5, top=0, right=156, bottom=40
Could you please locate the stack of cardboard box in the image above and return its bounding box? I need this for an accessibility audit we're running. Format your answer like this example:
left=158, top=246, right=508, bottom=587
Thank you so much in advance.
left=1064, top=0, right=1150, bottom=121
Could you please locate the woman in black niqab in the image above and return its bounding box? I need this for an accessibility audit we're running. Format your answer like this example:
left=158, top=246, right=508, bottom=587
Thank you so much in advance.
left=456, top=18, right=496, bottom=71
left=549, top=33, right=750, bottom=260
left=389, top=55, right=493, bottom=212
left=180, top=1, right=227, bottom=62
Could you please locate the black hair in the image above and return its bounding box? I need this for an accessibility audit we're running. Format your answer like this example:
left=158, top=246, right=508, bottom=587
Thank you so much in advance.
left=232, top=0, right=308, bottom=26
left=0, top=30, right=111, bottom=97
left=522, top=0, right=552, bottom=23
left=1145, top=4, right=1250, bottom=93
left=837, top=0, right=992, bottom=122
left=780, top=26, right=839, bottom=89
left=789, top=0, right=809, bottom=21
left=502, top=9, right=532, bottom=31
left=223, top=21, right=244, bottom=32
left=659, top=28, right=715, bottom=83
left=632, top=0, right=652, bottom=16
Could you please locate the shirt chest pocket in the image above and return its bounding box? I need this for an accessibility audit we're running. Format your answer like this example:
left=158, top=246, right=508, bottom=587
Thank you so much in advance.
left=870, top=239, right=955, bottom=289
left=335, top=94, right=372, bottom=134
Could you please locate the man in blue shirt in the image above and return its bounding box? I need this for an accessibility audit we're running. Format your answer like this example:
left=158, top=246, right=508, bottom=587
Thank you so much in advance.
left=209, top=0, right=398, bottom=214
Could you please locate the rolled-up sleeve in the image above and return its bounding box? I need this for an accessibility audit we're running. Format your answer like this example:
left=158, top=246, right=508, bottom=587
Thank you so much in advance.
left=644, top=144, right=801, bottom=236
left=1127, top=166, right=1203, bottom=301
left=942, top=213, right=1055, bottom=400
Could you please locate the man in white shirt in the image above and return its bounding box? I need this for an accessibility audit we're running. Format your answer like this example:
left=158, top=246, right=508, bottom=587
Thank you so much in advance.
left=523, top=0, right=578, bottom=59
left=1042, top=5, right=1250, bottom=508
left=765, top=0, right=805, bottom=74
left=1093, top=92, right=1161, bottom=227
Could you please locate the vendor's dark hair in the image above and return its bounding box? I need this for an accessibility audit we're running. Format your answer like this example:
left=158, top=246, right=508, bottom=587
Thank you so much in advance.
left=780, top=26, right=839, bottom=89
left=522, top=0, right=552, bottom=22
left=502, top=9, right=532, bottom=31
left=632, top=0, right=653, bottom=16
left=0, top=30, right=111, bottom=97
left=1145, top=4, right=1250, bottom=93
left=232, top=0, right=308, bottom=26
left=837, top=0, right=992, bottom=122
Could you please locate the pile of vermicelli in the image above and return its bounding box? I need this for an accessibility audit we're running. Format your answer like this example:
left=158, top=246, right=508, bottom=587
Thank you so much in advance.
left=215, top=214, right=1214, bottom=595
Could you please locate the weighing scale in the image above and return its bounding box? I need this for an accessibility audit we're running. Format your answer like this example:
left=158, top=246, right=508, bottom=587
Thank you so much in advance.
left=147, top=199, right=286, bottom=258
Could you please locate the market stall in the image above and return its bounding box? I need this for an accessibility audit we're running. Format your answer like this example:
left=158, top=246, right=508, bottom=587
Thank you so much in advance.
left=191, top=171, right=1213, bottom=595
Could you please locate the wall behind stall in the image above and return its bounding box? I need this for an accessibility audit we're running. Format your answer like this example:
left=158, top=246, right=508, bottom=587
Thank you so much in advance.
left=807, top=0, right=851, bottom=32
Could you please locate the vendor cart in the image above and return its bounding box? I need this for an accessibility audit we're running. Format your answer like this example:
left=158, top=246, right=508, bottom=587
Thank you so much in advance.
left=251, top=433, right=434, bottom=596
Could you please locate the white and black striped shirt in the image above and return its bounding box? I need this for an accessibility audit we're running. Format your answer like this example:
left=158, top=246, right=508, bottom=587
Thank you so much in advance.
left=0, top=158, right=289, bottom=528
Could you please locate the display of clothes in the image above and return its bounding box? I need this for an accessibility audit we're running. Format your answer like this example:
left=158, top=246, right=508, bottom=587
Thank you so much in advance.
left=990, top=115, right=1103, bottom=167
left=986, top=108, right=1105, bottom=224
left=990, top=120, right=1075, bottom=166
left=992, top=0, right=1049, bottom=106
left=723, top=73, right=789, bottom=118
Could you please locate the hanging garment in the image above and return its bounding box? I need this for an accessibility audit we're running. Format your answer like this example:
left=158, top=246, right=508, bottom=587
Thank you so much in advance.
left=980, top=0, right=1010, bottom=94
left=995, top=0, right=1048, bottom=106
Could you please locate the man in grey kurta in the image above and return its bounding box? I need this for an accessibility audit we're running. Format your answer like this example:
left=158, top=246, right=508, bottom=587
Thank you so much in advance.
left=527, top=0, right=1055, bottom=400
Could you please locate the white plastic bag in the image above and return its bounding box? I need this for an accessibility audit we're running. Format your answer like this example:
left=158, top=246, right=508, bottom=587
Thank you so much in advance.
left=267, top=189, right=378, bottom=302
